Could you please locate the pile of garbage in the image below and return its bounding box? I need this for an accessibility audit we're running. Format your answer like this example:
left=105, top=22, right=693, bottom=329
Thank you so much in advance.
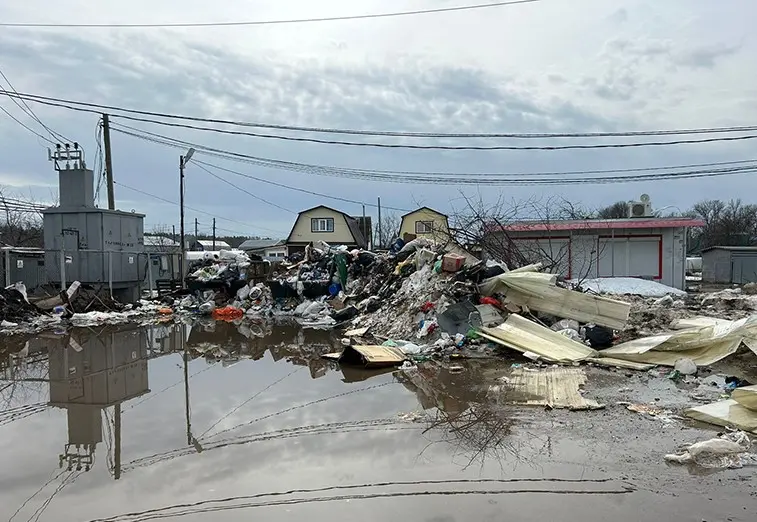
left=0, top=284, right=39, bottom=326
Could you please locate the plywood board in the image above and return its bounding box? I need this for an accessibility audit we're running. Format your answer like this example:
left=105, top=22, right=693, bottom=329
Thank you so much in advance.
left=479, top=314, right=596, bottom=363
left=685, top=400, right=757, bottom=434
left=500, top=367, right=603, bottom=410
left=330, top=345, right=406, bottom=368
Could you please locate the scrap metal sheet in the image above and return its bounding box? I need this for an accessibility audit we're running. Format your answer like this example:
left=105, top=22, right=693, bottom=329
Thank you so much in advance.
left=732, top=385, right=757, bottom=412
left=670, top=316, right=734, bottom=331
left=479, top=314, right=597, bottom=363
left=480, top=268, right=630, bottom=330
left=500, top=367, right=603, bottom=410
left=685, top=399, right=757, bottom=434
left=600, top=315, right=757, bottom=366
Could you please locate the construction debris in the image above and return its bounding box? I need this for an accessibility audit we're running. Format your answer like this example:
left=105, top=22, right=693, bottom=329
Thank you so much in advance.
left=478, top=314, right=597, bottom=363
left=599, top=316, right=757, bottom=366
left=479, top=266, right=631, bottom=330
left=491, top=366, right=604, bottom=410
left=685, top=400, right=757, bottom=433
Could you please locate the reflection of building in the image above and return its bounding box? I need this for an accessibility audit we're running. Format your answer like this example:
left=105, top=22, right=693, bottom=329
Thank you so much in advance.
left=47, top=326, right=150, bottom=477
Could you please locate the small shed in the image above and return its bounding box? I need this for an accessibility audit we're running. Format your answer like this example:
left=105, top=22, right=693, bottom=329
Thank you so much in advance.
left=1, top=246, right=47, bottom=290
left=702, top=246, right=757, bottom=284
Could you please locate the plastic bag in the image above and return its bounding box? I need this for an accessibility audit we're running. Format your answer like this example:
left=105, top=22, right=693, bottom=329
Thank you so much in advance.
left=212, top=306, right=244, bottom=321
left=665, top=430, right=756, bottom=469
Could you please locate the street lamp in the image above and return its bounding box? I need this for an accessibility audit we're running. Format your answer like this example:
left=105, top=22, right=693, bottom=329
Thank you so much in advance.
left=179, top=148, right=195, bottom=288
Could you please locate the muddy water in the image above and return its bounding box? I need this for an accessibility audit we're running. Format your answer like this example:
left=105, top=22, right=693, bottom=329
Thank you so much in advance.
left=0, top=322, right=755, bottom=521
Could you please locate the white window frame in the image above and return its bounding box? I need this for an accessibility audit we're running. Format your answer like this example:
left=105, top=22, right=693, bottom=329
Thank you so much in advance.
left=415, top=220, right=433, bottom=234
left=311, top=217, right=335, bottom=233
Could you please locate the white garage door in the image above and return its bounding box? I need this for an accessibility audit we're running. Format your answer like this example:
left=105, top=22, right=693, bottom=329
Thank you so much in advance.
left=598, top=237, right=660, bottom=278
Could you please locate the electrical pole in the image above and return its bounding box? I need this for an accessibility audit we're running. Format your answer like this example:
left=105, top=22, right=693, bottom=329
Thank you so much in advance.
left=179, top=148, right=194, bottom=289
left=361, top=205, right=367, bottom=248
left=212, top=218, right=216, bottom=250
left=102, top=114, right=116, bottom=210
left=195, top=218, right=198, bottom=240
left=179, top=156, right=186, bottom=287
left=172, top=224, right=176, bottom=243
left=377, top=197, right=382, bottom=249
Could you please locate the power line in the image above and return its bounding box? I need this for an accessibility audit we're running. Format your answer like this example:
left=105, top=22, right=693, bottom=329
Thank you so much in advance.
left=4, top=90, right=757, bottom=146
left=109, top=114, right=757, bottom=150
left=114, top=181, right=288, bottom=235
left=0, top=103, right=55, bottom=145
left=111, top=125, right=411, bottom=211
left=0, top=68, right=69, bottom=143
left=190, top=162, right=296, bottom=214
left=0, top=1, right=541, bottom=28
left=118, top=123, right=757, bottom=178
left=109, top=124, right=757, bottom=186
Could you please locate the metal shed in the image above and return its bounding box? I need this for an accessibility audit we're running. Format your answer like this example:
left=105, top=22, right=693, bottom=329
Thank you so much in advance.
left=1, top=247, right=48, bottom=290
left=701, top=246, right=757, bottom=284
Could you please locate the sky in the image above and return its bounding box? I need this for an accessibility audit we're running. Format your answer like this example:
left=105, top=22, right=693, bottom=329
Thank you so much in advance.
left=0, top=0, right=755, bottom=239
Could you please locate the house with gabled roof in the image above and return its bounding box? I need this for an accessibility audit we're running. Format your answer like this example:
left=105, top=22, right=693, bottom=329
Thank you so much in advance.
left=286, top=205, right=368, bottom=255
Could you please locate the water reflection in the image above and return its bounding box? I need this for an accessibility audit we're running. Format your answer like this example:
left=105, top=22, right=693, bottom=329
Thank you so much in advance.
left=1, top=321, right=523, bottom=485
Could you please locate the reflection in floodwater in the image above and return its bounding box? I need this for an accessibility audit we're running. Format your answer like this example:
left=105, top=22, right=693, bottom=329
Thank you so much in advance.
left=397, top=360, right=535, bottom=471
left=1, top=321, right=525, bottom=491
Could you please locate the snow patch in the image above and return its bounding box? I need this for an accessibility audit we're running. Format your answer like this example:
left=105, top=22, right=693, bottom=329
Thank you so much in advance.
left=572, top=277, right=686, bottom=297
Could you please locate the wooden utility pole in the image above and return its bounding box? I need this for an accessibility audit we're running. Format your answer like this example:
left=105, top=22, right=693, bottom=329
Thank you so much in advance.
left=195, top=218, right=198, bottom=240
left=212, top=218, right=216, bottom=250
left=377, top=197, right=382, bottom=249
left=102, top=114, right=116, bottom=210
left=179, top=156, right=186, bottom=287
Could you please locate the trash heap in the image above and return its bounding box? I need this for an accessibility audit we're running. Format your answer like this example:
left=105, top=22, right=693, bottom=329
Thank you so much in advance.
left=186, top=250, right=252, bottom=289
left=0, top=284, right=39, bottom=326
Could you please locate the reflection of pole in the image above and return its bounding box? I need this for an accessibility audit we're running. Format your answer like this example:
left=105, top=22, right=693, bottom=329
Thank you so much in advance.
left=114, top=404, right=121, bottom=480
left=183, top=340, right=191, bottom=446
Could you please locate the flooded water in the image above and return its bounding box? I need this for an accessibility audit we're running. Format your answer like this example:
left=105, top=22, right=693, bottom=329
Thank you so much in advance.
left=1, top=322, right=755, bottom=521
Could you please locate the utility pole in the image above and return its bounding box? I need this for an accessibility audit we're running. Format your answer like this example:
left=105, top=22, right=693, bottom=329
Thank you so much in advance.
left=195, top=218, right=198, bottom=240
left=102, top=114, right=116, bottom=210
left=212, top=218, right=216, bottom=250
left=179, top=148, right=194, bottom=288
left=361, top=205, right=367, bottom=248
left=172, top=224, right=176, bottom=243
left=377, top=197, right=382, bottom=249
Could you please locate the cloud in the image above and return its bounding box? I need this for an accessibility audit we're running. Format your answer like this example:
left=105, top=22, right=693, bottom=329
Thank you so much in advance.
left=672, top=42, right=742, bottom=69
left=1, top=0, right=756, bottom=232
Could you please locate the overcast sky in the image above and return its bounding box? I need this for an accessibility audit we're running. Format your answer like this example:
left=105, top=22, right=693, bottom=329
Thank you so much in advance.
left=0, top=0, right=755, bottom=238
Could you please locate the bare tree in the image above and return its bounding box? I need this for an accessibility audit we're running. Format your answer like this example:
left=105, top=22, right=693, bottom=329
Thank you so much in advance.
left=449, top=192, right=531, bottom=268
left=373, top=212, right=401, bottom=249
left=0, top=187, right=44, bottom=247
left=145, top=225, right=181, bottom=252
left=689, top=199, right=757, bottom=251
left=597, top=201, right=629, bottom=219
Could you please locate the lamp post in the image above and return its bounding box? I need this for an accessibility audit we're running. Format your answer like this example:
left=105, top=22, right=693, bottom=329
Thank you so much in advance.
left=179, top=148, right=195, bottom=288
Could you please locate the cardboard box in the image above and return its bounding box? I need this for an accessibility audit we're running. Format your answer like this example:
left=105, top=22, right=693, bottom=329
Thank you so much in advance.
left=441, top=253, right=465, bottom=272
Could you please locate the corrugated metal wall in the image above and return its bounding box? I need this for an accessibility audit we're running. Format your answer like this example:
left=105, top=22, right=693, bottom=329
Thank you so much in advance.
left=731, top=251, right=757, bottom=284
